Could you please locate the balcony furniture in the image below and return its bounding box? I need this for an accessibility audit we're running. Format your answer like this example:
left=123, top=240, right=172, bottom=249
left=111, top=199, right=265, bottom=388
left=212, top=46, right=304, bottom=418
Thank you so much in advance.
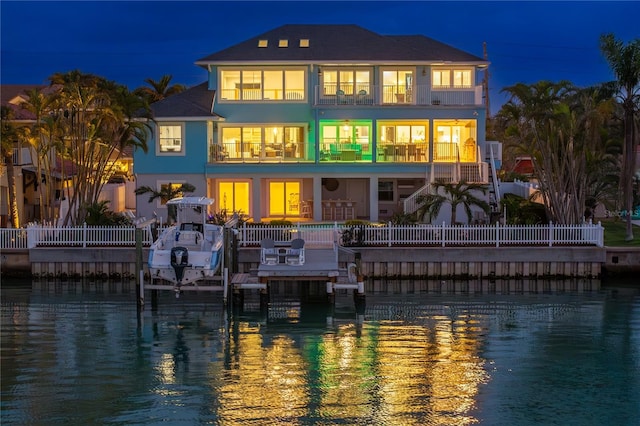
left=334, top=200, right=345, bottom=221
left=322, top=201, right=334, bottom=220
left=344, top=201, right=356, bottom=220
left=300, top=200, right=312, bottom=218
left=288, top=193, right=299, bottom=211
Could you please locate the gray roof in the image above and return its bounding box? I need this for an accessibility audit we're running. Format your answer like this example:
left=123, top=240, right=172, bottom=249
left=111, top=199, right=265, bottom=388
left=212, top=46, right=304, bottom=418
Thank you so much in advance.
left=150, top=82, right=222, bottom=118
left=196, top=24, right=486, bottom=65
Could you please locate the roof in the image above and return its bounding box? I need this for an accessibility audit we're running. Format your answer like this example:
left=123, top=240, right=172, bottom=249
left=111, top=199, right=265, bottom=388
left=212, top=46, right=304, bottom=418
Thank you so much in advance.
left=0, top=84, right=49, bottom=120
left=196, top=24, right=487, bottom=65
left=150, top=82, right=222, bottom=119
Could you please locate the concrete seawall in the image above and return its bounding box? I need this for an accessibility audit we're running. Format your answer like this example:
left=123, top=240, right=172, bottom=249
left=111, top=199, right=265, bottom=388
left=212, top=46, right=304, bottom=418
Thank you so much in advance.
left=2, top=246, right=635, bottom=280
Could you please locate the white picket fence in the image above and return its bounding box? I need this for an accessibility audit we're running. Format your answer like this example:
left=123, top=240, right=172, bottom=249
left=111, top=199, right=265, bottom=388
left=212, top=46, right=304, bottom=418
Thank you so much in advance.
left=0, top=221, right=604, bottom=250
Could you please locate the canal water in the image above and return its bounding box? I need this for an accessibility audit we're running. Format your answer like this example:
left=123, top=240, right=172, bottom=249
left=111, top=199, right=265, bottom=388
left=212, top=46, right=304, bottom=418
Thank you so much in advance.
left=1, top=279, right=639, bottom=425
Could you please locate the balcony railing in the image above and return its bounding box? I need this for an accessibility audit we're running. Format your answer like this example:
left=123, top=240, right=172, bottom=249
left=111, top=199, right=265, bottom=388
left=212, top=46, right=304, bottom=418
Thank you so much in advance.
left=210, top=142, right=314, bottom=163
left=315, top=84, right=482, bottom=106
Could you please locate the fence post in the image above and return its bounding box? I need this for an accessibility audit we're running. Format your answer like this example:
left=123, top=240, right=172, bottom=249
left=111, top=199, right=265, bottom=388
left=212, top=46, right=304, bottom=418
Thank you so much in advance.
left=83, top=222, right=87, bottom=248
left=442, top=221, right=446, bottom=247
left=496, top=221, right=499, bottom=247
left=549, top=221, right=553, bottom=247
left=597, top=221, right=604, bottom=247
left=388, top=221, right=392, bottom=247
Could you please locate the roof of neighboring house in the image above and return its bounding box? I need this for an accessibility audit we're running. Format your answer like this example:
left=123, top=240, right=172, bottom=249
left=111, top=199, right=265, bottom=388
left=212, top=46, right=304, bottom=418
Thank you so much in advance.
left=196, top=24, right=487, bottom=65
left=512, top=157, right=534, bottom=176
left=0, top=84, right=50, bottom=120
left=150, top=82, right=222, bottom=119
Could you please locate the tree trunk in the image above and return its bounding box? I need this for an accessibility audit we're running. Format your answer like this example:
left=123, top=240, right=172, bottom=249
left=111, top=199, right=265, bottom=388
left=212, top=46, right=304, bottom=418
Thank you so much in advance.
left=623, top=104, right=636, bottom=241
left=3, top=152, right=20, bottom=228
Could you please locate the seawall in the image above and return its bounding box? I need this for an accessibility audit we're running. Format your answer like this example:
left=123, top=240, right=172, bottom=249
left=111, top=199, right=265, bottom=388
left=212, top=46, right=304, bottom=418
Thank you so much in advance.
left=2, top=246, right=635, bottom=280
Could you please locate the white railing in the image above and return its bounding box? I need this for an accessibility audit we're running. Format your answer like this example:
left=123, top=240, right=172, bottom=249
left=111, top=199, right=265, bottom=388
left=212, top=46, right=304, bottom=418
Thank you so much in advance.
left=315, top=84, right=482, bottom=106
left=0, top=221, right=605, bottom=250
left=403, top=184, right=432, bottom=215
left=20, top=223, right=155, bottom=248
left=238, top=221, right=604, bottom=248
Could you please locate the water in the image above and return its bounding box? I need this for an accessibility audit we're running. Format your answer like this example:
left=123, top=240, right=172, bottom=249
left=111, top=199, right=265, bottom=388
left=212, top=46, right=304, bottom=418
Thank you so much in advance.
left=1, top=279, right=639, bottom=425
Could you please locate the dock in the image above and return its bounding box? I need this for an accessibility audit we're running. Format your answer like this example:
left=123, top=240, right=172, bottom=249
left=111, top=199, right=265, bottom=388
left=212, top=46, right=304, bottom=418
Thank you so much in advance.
left=230, top=248, right=365, bottom=306
left=141, top=247, right=365, bottom=307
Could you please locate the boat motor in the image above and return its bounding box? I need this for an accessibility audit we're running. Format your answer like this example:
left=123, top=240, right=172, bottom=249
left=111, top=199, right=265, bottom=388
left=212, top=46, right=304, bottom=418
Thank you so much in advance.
left=170, top=246, right=191, bottom=284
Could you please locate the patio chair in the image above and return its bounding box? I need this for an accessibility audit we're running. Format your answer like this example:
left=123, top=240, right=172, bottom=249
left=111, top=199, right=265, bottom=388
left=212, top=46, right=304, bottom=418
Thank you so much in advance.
left=285, top=238, right=305, bottom=265
left=260, top=238, right=278, bottom=265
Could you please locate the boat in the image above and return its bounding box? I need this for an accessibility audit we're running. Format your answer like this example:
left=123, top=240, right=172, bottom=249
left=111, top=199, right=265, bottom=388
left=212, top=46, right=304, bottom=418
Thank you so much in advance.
left=148, top=196, right=224, bottom=291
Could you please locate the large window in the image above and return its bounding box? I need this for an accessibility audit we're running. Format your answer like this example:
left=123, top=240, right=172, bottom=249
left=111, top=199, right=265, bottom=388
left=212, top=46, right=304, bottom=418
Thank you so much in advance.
left=269, top=181, right=301, bottom=216
left=433, top=119, right=477, bottom=162
left=382, top=69, right=413, bottom=103
left=218, top=181, right=250, bottom=216
left=220, top=125, right=305, bottom=159
left=377, top=121, right=428, bottom=162
left=158, top=124, right=183, bottom=154
left=322, top=69, right=371, bottom=96
left=378, top=181, right=394, bottom=202
left=320, top=121, right=371, bottom=161
left=432, top=68, right=472, bottom=89
left=220, top=68, right=305, bottom=101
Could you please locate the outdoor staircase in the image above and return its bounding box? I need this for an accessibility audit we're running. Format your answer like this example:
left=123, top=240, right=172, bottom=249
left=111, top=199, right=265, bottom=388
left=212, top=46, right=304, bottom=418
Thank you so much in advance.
left=486, top=142, right=502, bottom=214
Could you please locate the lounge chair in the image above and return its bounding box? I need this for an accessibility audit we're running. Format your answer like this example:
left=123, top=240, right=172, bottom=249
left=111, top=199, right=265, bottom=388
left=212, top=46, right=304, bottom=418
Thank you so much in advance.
left=285, top=238, right=305, bottom=265
left=260, top=238, right=278, bottom=265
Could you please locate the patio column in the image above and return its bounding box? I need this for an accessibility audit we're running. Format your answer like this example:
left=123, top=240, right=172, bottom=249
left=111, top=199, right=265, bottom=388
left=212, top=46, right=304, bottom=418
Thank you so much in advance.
left=252, top=177, right=261, bottom=220
left=369, top=176, right=379, bottom=222
left=313, top=176, right=322, bottom=221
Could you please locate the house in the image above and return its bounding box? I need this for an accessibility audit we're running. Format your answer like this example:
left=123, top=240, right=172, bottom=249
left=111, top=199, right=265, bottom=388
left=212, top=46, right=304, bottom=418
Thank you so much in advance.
left=1, top=85, right=135, bottom=226
left=133, top=24, right=497, bottom=223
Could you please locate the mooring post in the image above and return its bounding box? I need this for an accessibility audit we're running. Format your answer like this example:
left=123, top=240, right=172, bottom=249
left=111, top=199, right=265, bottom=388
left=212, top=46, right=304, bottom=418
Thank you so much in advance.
left=354, top=252, right=366, bottom=304
left=135, top=226, right=144, bottom=307
left=259, top=277, right=269, bottom=307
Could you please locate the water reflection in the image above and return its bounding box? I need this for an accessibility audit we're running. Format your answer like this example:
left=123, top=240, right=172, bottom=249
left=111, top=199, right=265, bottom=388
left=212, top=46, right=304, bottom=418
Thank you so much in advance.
left=1, top=279, right=638, bottom=425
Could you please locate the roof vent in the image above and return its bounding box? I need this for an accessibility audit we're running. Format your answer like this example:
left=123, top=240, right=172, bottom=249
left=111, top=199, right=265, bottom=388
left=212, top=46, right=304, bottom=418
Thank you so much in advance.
left=299, top=39, right=309, bottom=48
left=278, top=39, right=288, bottom=48
left=258, top=40, right=268, bottom=48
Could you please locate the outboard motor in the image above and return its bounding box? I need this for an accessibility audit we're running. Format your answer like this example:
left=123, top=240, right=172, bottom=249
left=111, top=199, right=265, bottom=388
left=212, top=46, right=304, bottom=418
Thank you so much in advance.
left=170, top=246, right=191, bottom=285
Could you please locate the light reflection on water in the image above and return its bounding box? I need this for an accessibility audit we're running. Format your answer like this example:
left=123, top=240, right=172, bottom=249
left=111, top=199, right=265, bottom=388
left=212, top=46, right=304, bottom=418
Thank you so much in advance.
left=1, top=279, right=639, bottom=425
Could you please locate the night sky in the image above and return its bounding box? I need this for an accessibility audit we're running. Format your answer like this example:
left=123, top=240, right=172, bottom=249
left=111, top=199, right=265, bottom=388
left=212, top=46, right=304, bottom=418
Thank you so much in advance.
left=2, top=1, right=638, bottom=114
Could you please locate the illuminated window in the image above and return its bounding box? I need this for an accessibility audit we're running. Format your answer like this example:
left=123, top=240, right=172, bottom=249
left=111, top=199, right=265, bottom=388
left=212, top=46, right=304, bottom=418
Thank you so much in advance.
left=269, top=181, right=300, bottom=216
left=258, top=40, right=268, bottom=47
left=321, top=69, right=371, bottom=96
left=299, top=39, right=309, bottom=47
left=278, top=39, right=288, bottom=47
left=382, top=69, right=413, bottom=103
left=433, top=119, right=477, bottom=162
left=158, top=124, right=183, bottom=154
left=156, top=181, right=186, bottom=208
left=432, top=69, right=472, bottom=89
left=220, top=68, right=305, bottom=101
left=218, top=181, right=250, bottom=215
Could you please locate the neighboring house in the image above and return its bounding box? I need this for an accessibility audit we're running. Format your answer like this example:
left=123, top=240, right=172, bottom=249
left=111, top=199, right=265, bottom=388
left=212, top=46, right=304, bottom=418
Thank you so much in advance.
left=1, top=85, right=134, bottom=226
left=134, top=24, right=498, bottom=223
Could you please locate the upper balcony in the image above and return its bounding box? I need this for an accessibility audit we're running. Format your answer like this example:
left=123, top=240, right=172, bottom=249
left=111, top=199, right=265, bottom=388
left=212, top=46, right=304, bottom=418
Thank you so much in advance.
left=315, top=84, right=483, bottom=107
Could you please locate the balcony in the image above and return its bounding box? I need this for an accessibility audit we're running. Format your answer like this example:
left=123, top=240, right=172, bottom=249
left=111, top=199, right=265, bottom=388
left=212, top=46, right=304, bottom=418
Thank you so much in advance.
left=315, top=84, right=482, bottom=106
left=210, top=142, right=314, bottom=163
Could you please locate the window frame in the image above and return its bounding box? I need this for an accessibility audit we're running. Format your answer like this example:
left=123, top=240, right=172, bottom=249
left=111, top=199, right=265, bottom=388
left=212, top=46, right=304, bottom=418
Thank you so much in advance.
left=157, top=123, right=185, bottom=155
left=155, top=180, right=187, bottom=209
left=321, top=68, right=372, bottom=96
left=431, top=67, right=473, bottom=89
left=219, top=67, right=306, bottom=102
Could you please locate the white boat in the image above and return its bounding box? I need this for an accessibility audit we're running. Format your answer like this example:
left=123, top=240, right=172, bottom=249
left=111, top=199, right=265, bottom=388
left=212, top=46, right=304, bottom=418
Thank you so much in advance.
left=148, top=196, right=224, bottom=289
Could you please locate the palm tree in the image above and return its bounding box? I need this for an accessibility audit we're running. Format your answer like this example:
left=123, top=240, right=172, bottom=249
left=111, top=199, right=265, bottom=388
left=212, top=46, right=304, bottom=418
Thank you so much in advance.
left=133, top=75, right=186, bottom=104
left=135, top=183, right=196, bottom=223
left=416, top=180, right=489, bottom=225
left=1, top=106, right=20, bottom=228
left=600, top=34, right=640, bottom=241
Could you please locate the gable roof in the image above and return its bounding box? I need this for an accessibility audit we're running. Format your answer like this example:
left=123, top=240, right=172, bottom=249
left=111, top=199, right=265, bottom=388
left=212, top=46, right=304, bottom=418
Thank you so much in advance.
left=150, top=82, right=222, bottom=119
left=196, top=24, right=487, bottom=66
left=1, top=84, right=50, bottom=120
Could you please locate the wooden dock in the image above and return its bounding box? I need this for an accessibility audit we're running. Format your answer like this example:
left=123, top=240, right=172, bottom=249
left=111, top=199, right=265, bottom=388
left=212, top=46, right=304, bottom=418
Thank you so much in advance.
left=231, top=248, right=364, bottom=305
left=141, top=248, right=364, bottom=306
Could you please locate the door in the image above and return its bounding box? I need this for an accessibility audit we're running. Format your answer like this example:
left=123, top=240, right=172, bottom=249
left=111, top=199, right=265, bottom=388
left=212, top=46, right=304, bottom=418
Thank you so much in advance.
left=346, top=179, right=368, bottom=218
left=268, top=181, right=301, bottom=217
